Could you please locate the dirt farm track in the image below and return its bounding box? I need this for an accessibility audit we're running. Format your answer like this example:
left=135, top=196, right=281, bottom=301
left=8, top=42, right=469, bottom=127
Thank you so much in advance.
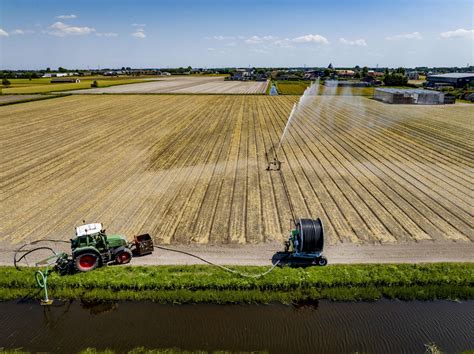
left=0, top=95, right=472, bottom=248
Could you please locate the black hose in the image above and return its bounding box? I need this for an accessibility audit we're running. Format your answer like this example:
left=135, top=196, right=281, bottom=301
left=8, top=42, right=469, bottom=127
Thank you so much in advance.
left=153, top=245, right=284, bottom=278
left=14, top=239, right=69, bottom=270
left=14, top=247, right=57, bottom=269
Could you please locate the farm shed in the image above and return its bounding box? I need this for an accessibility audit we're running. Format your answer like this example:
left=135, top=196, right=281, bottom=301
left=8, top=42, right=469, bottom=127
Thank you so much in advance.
left=426, top=73, right=474, bottom=89
left=375, top=88, right=445, bottom=105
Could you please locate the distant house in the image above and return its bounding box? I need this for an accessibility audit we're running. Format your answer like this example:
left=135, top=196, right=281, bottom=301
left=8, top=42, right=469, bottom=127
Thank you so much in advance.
left=367, top=70, right=384, bottom=78
left=103, top=71, right=119, bottom=76
left=231, top=68, right=253, bottom=80
left=51, top=78, right=80, bottom=83
left=426, top=73, right=474, bottom=89
left=303, top=70, right=323, bottom=80
left=335, top=70, right=355, bottom=78
left=407, top=71, right=420, bottom=80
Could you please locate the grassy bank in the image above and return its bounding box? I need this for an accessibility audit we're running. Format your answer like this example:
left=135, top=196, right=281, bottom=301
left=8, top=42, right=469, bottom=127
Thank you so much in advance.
left=1, top=263, right=472, bottom=303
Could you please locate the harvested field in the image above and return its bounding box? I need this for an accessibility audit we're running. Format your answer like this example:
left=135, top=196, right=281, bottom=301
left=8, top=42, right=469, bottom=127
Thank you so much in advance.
left=0, top=95, right=472, bottom=245
left=66, top=76, right=268, bottom=94
left=0, top=95, right=43, bottom=104
left=0, top=94, right=59, bottom=105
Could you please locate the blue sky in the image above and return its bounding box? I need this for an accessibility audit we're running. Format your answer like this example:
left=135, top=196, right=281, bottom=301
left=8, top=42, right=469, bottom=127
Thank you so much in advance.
left=0, top=0, right=473, bottom=69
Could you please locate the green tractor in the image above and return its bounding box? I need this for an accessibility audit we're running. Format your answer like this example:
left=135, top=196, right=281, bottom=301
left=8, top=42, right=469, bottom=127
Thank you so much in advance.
left=67, top=222, right=153, bottom=272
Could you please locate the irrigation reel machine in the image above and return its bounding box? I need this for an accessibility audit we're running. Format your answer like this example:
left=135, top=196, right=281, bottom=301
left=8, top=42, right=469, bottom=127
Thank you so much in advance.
left=266, top=141, right=327, bottom=267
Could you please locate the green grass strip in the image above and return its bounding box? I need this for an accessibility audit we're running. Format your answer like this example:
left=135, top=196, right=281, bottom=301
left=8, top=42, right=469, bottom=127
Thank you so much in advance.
left=1, top=263, right=472, bottom=303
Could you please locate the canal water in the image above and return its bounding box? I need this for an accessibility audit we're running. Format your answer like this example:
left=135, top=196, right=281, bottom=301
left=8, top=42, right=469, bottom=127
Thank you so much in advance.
left=0, top=300, right=472, bottom=353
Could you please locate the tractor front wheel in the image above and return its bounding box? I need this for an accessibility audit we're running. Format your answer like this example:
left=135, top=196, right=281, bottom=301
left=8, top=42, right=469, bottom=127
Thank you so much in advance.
left=317, top=257, right=328, bottom=266
left=74, top=253, right=99, bottom=272
left=115, top=250, right=132, bottom=265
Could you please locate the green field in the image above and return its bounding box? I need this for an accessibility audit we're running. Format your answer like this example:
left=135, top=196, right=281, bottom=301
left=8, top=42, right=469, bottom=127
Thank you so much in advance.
left=276, top=81, right=311, bottom=95
left=1, top=77, right=155, bottom=94
left=2, top=263, right=472, bottom=303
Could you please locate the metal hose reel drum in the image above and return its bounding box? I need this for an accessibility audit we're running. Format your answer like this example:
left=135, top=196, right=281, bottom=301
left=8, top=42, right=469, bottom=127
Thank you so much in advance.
left=295, top=218, right=324, bottom=253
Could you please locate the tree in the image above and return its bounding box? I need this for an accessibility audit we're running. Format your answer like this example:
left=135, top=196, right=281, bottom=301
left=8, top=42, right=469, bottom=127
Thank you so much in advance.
left=323, top=68, right=332, bottom=77
left=46, top=67, right=51, bottom=73
left=328, top=63, right=333, bottom=69
left=395, top=67, right=406, bottom=75
left=58, top=67, right=67, bottom=73
left=383, top=73, right=408, bottom=86
left=361, top=66, right=369, bottom=78
left=2, top=78, right=11, bottom=86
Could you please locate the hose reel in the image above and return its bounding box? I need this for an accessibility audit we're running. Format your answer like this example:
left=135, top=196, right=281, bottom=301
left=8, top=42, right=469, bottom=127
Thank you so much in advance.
left=295, top=218, right=324, bottom=253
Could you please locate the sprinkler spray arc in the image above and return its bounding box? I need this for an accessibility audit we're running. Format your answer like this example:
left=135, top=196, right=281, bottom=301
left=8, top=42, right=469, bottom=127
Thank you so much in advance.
left=266, top=80, right=327, bottom=267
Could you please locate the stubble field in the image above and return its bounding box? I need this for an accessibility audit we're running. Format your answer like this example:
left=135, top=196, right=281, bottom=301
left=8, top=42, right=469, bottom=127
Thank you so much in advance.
left=0, top=95, right=472, bottom=245
left=65, top=76, right=268, bottom=94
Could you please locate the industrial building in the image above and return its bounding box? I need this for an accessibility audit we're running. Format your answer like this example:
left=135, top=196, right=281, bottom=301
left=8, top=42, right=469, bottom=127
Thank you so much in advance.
left=375, top=88, right=446, bottom=105
left=426, top=73, right=474, bottom=88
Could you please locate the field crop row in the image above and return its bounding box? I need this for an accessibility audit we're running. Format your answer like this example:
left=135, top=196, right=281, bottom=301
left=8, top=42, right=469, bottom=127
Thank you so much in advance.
left=0, top=95, right=472, bottom=244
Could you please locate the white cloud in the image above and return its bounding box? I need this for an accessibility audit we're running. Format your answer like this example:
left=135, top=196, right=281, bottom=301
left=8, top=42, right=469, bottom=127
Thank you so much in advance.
left=273, top=34, right=329, bottom=47
left=96, top=32, right=118, bottom=37
left=0, top=28, right=9, bottom=36
left=385, top=32, right=422, bottom=40
left=10, top=29, right=35, bottom=35
left=131, top=29, right=146, bottom=38
left=132, top=23, right=146, bottom=27
left=440, top=28, right=474, bottom=39
left=225, top=42, right=237, bottom=47
left=56, top=14, right=77, bottom=19
left=340, top=37, right=367, bottom=46
left=291, top=34, right=329, bottom=44
left=212, top=35, right=235, bottom=40
left=245, top=35, right=277, bottom=44
left=47, top=22, right=95, bottom=36
left=274, top=38, right=294, bottom=48
left=207, top=47, right=216, bottom=51
left=245, top=36, right=262, bottom=44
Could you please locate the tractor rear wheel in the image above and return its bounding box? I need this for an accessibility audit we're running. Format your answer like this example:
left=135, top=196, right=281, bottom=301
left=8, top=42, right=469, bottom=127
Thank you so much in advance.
left=74, top=253, right=99, bottom=272
left=115, top=249, right=132, bottom=265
